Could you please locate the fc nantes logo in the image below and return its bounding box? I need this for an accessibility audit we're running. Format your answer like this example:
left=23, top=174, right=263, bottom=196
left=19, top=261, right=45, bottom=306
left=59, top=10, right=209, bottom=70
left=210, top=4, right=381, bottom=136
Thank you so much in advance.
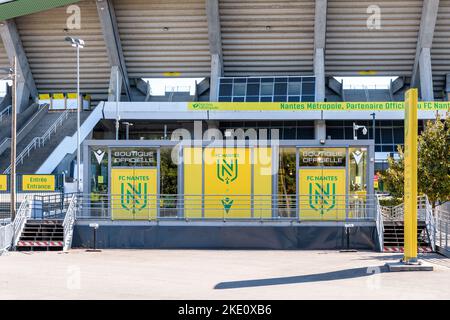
left=309, top=182, right=336, bottom=215
left=216, top=155, right=239, bottom=214
left=216, top=158, right=238, bottom=184
left=120, top=182, right=148, bottom=214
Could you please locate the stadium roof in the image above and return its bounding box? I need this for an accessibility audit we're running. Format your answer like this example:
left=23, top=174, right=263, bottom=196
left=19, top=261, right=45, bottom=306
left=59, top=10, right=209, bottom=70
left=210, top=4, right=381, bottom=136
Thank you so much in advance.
left=0, top=0, right=449, bottom=101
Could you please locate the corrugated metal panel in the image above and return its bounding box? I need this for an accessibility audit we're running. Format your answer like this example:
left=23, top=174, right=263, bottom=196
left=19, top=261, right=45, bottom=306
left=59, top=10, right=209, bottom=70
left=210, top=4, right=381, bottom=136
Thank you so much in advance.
left=431, top=0, right=450, bottom=98
left=326, top=0, right=422, bottom=77
left=0, top=40, right=9, bottom=76
left=113, top=0, right=210, bottom=78
left=220, top=0, right=315, bottom=77
left=15, top=0, right=110, bottom=102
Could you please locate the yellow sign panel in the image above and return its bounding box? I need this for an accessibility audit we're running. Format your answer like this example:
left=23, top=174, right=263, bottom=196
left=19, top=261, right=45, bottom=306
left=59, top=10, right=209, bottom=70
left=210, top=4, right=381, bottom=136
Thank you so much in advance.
left=110, top=168, right=157, bottom=220
left=183, top=147, right=203, bottom=219
left=184, top=147, right=272, bottom=219
left=22, top=175, right=55, bottom=191
left=204, top=148, right=252, bottom=218
left=0, top=175, right=7, bottom=191
left=188, top=101, right=450, bottom=111
left=404, top=89, right=418, bottom=262
left=299, top=169, right=346, bottom=220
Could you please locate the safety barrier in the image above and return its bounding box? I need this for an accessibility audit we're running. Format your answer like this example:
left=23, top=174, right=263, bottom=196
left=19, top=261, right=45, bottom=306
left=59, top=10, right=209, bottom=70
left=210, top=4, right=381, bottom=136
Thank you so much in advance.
left=63, top=194, right=77, bottom=251
left=435, top=207, right=450, bottom=254
left=0, top=221, right=13, bottom=253
left=375, top=195, right=384, bottom=252
left=75, top=193, right=379, bottom=222
left=12, top=196, right=31, bottom=248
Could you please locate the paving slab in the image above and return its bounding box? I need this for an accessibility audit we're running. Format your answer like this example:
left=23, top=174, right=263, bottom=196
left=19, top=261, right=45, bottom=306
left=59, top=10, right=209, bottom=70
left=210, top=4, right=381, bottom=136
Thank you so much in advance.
left=0, top=250, right=449, bottom=300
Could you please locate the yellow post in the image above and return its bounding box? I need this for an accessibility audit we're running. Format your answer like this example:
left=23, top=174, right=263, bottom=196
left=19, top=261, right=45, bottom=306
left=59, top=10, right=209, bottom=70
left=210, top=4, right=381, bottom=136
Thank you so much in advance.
left=403, top=88, right=418, bottom=263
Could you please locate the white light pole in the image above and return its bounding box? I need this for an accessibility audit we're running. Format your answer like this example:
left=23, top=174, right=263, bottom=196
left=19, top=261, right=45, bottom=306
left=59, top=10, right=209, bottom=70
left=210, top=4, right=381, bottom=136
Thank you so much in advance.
left=65, top=37, right=84, bottom=193
left=115, top=67, right=120, bottom=140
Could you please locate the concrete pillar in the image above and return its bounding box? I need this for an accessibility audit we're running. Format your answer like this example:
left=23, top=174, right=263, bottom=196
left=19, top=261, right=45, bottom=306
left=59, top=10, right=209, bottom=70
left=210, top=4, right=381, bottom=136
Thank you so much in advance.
left=314, top=48, right=325, bottom=102
left=206, top=0, right=223, bottom=102
left=0, top=20, right=38, bottom=112
left=314, top=120, right=326, bottom=141
left=419, top=48, right=434, bottom=101
left=210, top=54, right=222, bottom=102
left=313, top=0, right=327, bottom=102
left=108, top=66, right=122, bottom=102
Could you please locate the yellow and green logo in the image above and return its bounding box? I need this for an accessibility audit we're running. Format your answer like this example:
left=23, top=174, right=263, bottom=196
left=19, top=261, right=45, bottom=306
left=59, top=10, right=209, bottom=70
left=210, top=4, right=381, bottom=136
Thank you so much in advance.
left=309, top=182, right=336, bottom=215
left=120, top=182, right=148, bottom=214
left=216, top=158, right=238, bottom=184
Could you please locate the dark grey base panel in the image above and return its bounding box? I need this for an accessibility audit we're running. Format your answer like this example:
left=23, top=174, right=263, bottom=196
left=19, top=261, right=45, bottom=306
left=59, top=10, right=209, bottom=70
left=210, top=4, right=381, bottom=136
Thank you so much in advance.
left=72, top=223, right=379, bottom=251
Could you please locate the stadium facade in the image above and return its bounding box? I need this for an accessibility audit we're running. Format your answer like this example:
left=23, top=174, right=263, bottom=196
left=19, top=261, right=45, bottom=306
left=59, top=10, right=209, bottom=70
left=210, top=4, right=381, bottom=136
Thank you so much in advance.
left=0, top=0, right=447, bottom=250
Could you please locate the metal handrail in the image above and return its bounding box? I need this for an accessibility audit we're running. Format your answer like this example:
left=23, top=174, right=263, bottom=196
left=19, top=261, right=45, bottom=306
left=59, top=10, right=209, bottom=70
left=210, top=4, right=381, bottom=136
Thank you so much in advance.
left=0, top=222, right=13, bottom=253
left=12, top=195, right=31, bottom=248
left=63, top=194, right=77, bottom=251
left=4, top=109, right=70, bottom=174
left=424, top=195, right=436, bottom=251
left=76, top=193, right=379, bottom=221
left=0, top=105, right=11, bottom=122
left=375, top=195, right=385, bottom=252
left=435, top=207, right=449, bottom=253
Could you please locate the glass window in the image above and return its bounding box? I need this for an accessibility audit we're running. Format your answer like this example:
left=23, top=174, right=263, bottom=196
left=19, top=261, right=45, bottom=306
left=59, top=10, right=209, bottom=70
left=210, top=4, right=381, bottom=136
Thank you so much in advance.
left=288, top=82, right=301, bottom=95
left=326, top=127, right=344, bottom=140
left=160, top=147, right=178, bottom=218
left=381, top=128, right=393, bottom=144
left=349, top=147, right=368, bottom=195
left=297, top=127, right=315, bottom=139
left=301, top=95, right=315, bottom=102
left=89, top=147, right=109, bottom=218
left=246, top=96, right=259, bottom=102
left=260, top=82, right=273, bottom=96
left=288, top=96, right=300, bottom=102
left=233, top=83, right=246, bottom=96
left=246, top=83, right=260, bottom=96
left=219, top=84, right=232, bottom=96
left=274, top=95, right=287, bottom=102
left=278, top=148, right=296, bottom=218
left=274, top=83, right=287, bottom=95
left=302, top=82, right=315, bottom=95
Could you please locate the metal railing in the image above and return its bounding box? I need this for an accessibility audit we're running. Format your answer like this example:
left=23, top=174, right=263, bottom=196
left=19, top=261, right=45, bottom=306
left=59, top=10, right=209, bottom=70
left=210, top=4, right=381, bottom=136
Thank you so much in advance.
left=0, top=221, right=13, bottom=253
left=32, top=192, right=72, bottom=219
left=75, top=193, right=379, bottom=222
left=0, top=105, right=11, bottom=123
left=4, top=108, right=70, bottom=174
left=379, top=196, right=429, bottom=221
left=424, top=195, right=436, bottom=251
left=12, top=196, right=31, bottom=248
left=435, top=207, right=450, bottom=254
left=375, top=195, right=384, bottom=252
left=63, top=194, right=77, bottom=251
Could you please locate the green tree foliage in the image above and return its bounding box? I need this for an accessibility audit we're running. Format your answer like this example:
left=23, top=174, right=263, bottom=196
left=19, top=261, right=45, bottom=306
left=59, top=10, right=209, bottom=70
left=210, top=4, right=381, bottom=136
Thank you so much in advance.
left=417, top=114, right=450, bottom=206
left=380, top=114, right=450, bottom=206
left=380, top=145, right=405, bottom=200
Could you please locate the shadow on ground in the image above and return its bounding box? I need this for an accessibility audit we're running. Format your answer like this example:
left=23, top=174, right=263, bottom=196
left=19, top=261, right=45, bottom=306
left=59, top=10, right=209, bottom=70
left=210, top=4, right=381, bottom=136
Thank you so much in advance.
left=214, top=266, right=388, bottom=290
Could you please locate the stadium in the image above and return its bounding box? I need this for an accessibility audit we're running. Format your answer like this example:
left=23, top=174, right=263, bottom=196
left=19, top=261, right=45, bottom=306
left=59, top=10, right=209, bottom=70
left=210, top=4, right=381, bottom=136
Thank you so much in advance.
left=0, top=0, right=448, bottom=253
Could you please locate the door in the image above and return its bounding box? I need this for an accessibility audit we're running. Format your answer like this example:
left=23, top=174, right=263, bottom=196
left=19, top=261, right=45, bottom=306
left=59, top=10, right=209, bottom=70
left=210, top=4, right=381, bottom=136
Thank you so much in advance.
left=297, top=148, right=347, bottom=221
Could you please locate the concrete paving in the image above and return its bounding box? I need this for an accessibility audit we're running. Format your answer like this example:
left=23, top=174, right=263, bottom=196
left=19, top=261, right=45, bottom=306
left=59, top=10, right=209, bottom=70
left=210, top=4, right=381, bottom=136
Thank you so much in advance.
left=0, top=250, right=449, bottom=300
